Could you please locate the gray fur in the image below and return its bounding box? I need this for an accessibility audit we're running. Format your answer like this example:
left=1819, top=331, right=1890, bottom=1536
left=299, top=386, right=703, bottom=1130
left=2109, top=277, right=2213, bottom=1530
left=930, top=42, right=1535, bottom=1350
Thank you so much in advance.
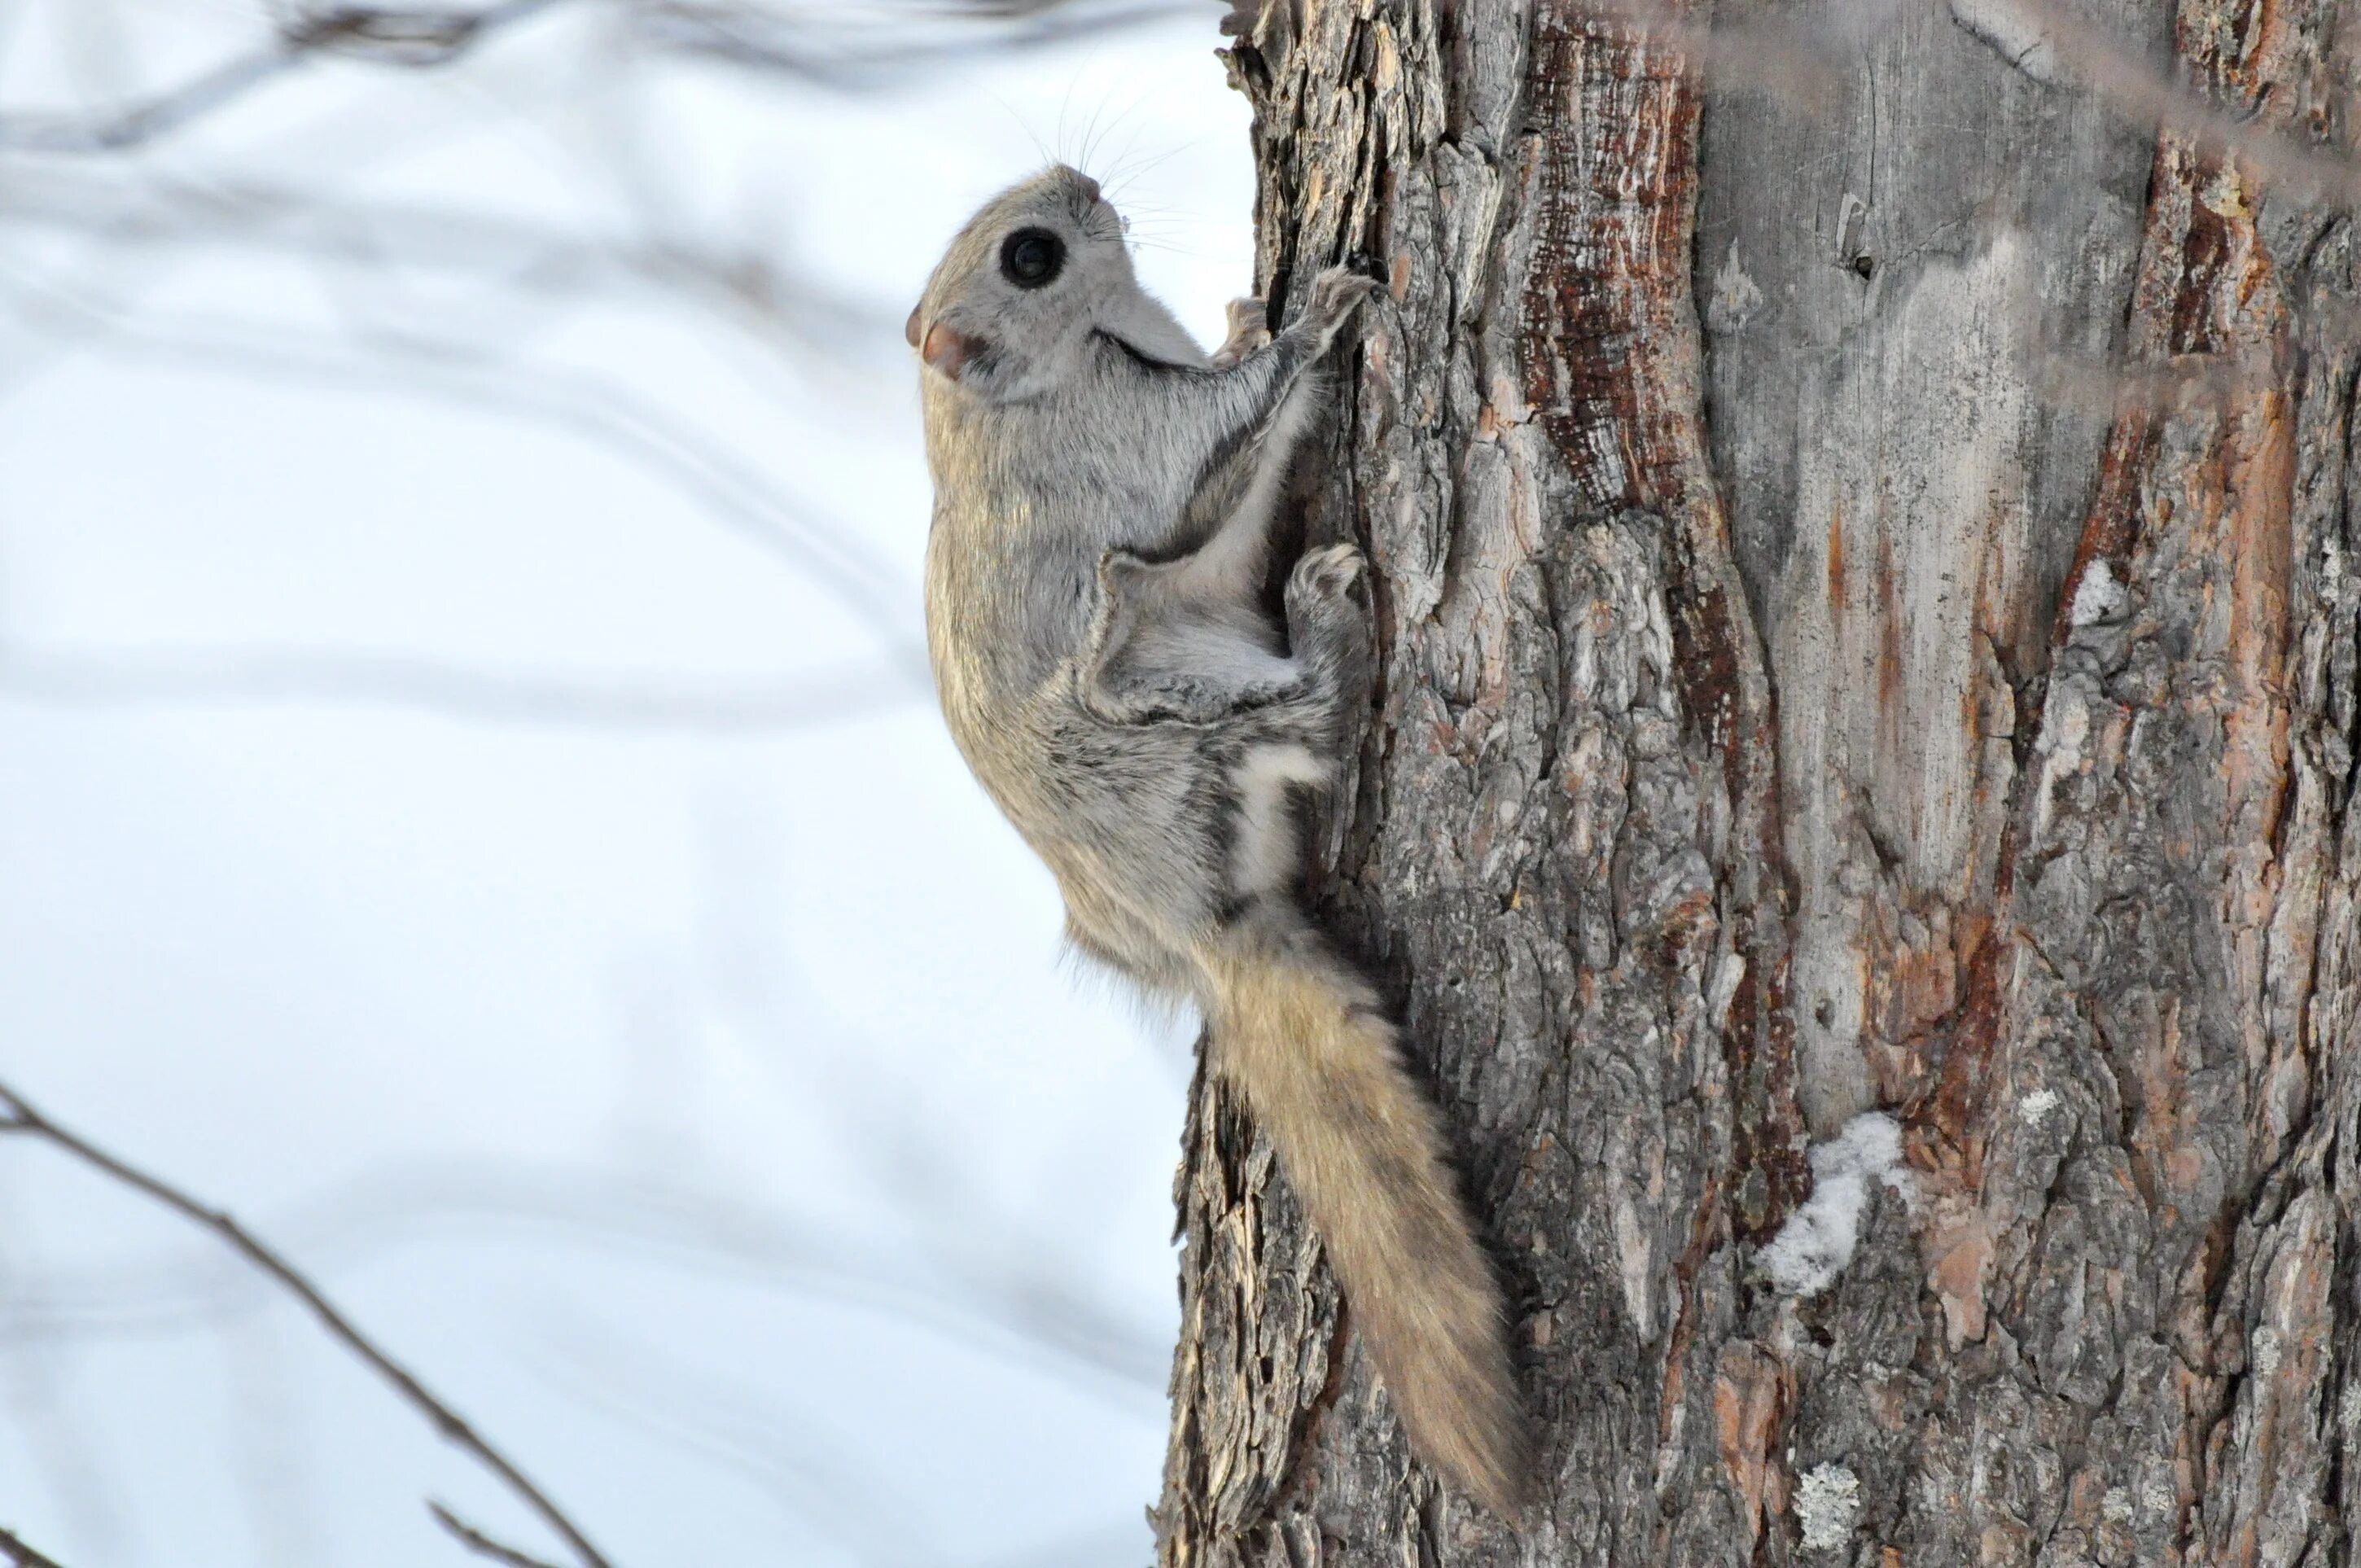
left=914, top=165, right=1530, bottom=1513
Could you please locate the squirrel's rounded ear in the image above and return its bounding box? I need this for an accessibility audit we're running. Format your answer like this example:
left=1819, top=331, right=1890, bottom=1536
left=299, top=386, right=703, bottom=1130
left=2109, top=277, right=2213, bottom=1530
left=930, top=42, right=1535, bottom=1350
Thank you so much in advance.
left=922, top=322, right=982, bottom=381
left=905, top=304, right=923, bottom=348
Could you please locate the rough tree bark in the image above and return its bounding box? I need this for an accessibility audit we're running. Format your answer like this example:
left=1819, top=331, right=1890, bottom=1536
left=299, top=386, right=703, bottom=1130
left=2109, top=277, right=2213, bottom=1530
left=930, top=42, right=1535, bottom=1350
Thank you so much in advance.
left=1154, top=0, right=2359, bottom=1562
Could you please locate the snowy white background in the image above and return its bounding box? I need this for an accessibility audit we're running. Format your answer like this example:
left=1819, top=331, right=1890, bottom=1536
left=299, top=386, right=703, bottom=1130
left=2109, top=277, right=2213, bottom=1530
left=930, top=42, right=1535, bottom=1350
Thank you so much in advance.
left=0, top=3, right=1251, bottom=1564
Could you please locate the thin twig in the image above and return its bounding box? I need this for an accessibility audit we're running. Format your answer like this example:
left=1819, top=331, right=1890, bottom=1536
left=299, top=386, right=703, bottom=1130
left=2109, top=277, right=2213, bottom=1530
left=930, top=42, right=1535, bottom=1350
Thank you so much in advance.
left=428, top=1502, right=572, bottom=1568
left=0, top=1527, right=66, bottom=1568
left=0, top=1081, right=614, bottom=1568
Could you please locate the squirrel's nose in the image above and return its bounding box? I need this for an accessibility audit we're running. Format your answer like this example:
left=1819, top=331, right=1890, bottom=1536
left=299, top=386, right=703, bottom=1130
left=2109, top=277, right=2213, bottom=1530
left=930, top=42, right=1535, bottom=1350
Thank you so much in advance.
left=1074, top=173, right=1103, bottom=204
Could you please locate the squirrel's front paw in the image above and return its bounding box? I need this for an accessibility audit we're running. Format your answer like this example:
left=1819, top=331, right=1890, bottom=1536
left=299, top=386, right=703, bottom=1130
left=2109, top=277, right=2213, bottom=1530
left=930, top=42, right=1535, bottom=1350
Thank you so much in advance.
left=1286, top=542, right=1368, bottom=624
left=1303, top=268, right=1379, bottom=344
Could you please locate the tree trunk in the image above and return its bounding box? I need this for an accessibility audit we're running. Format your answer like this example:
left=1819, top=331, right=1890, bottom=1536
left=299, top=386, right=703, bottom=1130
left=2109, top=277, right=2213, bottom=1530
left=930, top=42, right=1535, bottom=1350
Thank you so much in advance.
left=1155, top=0, right=2359, bottom=1562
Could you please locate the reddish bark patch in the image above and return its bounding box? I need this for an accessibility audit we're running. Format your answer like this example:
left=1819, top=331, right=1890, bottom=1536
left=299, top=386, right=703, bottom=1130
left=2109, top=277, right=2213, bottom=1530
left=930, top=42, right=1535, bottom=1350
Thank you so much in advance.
left=2169, top=154, right=2234, bottom=356
left=1711, top=1340, right=1791, bottom=1552
left=1920, top=913, right=2006, bottom=1189
left=1514, top=0, right=1807, bottom=1233
left=1824, top=503, right=1847, bottom=607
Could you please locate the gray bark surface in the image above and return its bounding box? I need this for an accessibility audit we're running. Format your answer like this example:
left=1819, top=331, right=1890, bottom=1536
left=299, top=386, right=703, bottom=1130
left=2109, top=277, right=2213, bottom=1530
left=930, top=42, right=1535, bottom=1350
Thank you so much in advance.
left=1155, top=0, right=2360, bottom=1563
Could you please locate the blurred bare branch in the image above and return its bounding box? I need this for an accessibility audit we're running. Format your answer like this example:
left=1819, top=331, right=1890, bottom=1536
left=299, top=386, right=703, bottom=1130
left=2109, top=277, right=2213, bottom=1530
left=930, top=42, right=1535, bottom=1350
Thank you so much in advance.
left=0, top=1344, right=121, bottom=1565
left=0, top=271, right=932, bottom=677
left=0, top=1158, right=1167, bottom=1403
left=530, top=1312, right=1162, bottom=1567
left=634, top=0, right=1194, bottom=87
left=0, top=1526, right=67, bottom=1568
left=0, top=0, right=577, bottom=153
left=0, top=1199, right=126, bottom=1567
left=0, top=166, right=891, bottom=368
left=0, top=0, right=1193, bottom=156
left=226, top=1311, right=326, bottom=1568
left=532, top=1315, right=926, bottom=1566
left=675, top=852, right=1189, bottom=1408
left=0, top=1080, right=616, bottom=1568
left=0, top=643, right=912, bottom=733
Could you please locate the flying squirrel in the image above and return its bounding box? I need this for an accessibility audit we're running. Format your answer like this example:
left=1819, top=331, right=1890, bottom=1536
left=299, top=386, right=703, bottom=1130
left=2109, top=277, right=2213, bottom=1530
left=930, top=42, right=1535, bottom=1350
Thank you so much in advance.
left=909, top=164, right=1531, bottom=1514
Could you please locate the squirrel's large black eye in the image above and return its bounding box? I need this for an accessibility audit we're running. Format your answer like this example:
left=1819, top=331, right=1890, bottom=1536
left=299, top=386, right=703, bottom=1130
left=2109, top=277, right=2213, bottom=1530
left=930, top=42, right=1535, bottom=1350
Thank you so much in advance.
left=1000, top=228, right=1065, bottom=290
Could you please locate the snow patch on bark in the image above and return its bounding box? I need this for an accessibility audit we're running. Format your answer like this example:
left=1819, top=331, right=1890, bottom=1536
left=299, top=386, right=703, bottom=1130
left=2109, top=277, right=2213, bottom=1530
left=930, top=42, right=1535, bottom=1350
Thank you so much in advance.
left=1759, top=1112, right=1910, bottom=1297
left=1794, top=1462, right=1860, bottom=1552
left=2070, top=558, right=2125, bottom=626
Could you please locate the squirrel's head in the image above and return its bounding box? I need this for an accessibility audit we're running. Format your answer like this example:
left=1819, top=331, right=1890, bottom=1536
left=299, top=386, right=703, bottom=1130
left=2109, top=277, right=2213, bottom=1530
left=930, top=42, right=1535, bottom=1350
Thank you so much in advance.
left=908, top=164, right=1137, bottom=401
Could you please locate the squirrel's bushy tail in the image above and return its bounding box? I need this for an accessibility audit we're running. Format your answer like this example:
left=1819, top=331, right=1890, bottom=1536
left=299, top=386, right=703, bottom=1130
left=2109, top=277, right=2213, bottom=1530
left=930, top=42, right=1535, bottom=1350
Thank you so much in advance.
left=1195, top=919, right=1531, bottom=1514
